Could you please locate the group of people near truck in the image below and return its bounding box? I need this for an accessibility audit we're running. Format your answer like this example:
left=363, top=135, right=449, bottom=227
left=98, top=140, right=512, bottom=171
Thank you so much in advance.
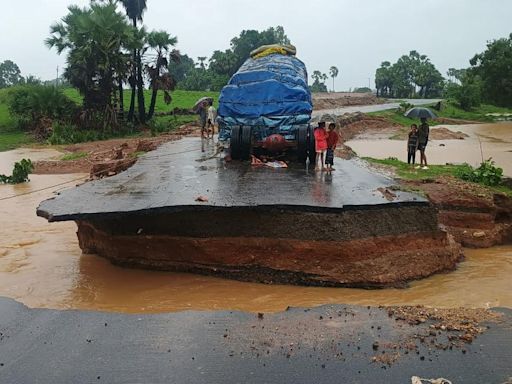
left=313, top=117, right=429, bottom=172
left=406, top=117, right=430, bottom=169
left=313, top=121, right=339, bottom=172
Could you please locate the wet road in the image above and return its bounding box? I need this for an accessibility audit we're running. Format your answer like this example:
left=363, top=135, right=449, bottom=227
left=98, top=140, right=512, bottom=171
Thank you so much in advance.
left=312, top=98, right=441, bottom=117
left=0, top=297, right=510, bottom=384
left=37, top=137, right=426, bottom=222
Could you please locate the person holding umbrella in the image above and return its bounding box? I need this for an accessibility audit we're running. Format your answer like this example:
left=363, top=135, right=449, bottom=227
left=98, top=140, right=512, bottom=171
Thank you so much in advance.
left=404, top=107, right=436, bottom=170
left=417, top=117, right=430, bottom=169
left=193, top=97, right=213, bottom=139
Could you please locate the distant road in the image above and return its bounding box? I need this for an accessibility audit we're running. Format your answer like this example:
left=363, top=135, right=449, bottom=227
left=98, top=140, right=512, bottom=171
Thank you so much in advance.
left=313, top=98, right=442, bottom=117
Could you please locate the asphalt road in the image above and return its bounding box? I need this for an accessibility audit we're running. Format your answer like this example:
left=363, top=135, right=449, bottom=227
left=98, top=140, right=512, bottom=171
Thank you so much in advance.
left=312, top=98, right=442, bottom=117
left=0, top=297, right=510, bottom=384
left=37, top=137, right=426, bottom=222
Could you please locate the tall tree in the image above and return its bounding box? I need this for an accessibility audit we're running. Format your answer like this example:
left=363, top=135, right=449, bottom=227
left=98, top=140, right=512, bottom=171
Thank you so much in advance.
left=469, top=33, right=512, bottom=107
left=375, top=51, right=444, bottom=98
left=0, top=60, right=23, bottom=88
left=310, top=70, right=328, bottom=92
left=146, top=30, right=178, bottom=119
left=46, top=2, right=136, bottom=128
left=197, top=56, right=207, bottom=69
left=329, top=66, right=339, bottom=92
left=210, top=26, right=291, bottom=79
left=120, top=0, right=147, bottom=123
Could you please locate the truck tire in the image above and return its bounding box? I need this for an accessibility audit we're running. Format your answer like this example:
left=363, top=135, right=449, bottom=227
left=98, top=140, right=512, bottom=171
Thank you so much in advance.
left=297, top=125, right=308, bottom=163
left=307, top=125, right=316, bottom=164
left=230, top=126, right=242, bottom=160
left=240, top=126, right=253, bottom=160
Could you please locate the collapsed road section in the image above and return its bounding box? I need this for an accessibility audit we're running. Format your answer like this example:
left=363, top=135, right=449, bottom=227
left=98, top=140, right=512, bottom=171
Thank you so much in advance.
left=37, top=138, right=462, bottom=288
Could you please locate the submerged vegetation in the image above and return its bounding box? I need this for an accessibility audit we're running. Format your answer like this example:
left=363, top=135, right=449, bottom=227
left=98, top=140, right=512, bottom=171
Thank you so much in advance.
left=0, top=158, right=33, bottom=184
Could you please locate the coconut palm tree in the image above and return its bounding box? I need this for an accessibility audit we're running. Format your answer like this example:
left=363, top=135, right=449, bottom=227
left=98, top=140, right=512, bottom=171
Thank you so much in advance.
left=46, top=2, right=136, bottom=129
left=329, top=66, right=339, bottom=92
left=146, top=30, right=178, bottom=119
left=120, top=0, right=147, bottom=123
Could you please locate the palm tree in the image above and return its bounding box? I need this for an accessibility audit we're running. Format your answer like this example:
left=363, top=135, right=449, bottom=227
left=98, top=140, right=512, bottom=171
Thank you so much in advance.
left=46, top=2, right=135, bottom=129
left=329, top=66, right=339, bottom=92
left=146, top=30, right=178, bottom=119
left=120, top=0, right=147, bottom=123
left=197, top=56, right=207, bottom=69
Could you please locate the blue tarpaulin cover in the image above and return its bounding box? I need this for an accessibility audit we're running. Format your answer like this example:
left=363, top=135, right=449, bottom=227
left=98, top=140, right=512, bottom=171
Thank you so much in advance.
left=218, top=54, right=312, bottom=140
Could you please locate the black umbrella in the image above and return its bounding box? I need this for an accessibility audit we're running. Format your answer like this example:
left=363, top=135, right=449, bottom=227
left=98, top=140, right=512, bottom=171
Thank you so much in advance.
left=193, top=97, right=213, bottom=113
left=404, top=107, right=438, bottom=119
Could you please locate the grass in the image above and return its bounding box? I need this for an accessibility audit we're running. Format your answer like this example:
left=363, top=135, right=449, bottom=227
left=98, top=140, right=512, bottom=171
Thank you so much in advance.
left=0, top=87, right=219, bottom=151
left=364, top=156, right=512, bottom=196
left=60, top=151, right=88, bottom=161
left=368, top=101, right=512, bottom=128
left=363, top=157, right=462, bottom=180
left=62, top=88, right=219, bottom=113
left=0, top=88, right=33, bottom=151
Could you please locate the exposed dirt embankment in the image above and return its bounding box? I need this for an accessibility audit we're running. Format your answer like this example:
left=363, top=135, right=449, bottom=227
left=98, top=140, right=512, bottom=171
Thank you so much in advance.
left=32, top=124, right=198, bottom=177
left=313, top=92, right=384, bottom=110
left=76, top=205, right=462, bottom=288
left=403, top=177, right=512, bottom=248
left=330, top=113, right=470, bottom=142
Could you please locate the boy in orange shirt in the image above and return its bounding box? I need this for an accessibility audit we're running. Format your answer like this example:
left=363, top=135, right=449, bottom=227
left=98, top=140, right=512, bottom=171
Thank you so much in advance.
left=325, top=123, right=339, bottom=171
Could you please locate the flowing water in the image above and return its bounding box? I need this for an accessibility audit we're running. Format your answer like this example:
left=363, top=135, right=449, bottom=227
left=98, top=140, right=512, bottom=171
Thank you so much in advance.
left=0, top=146, right=511, bottom=314
left=346, top=122, right=512, bottom=176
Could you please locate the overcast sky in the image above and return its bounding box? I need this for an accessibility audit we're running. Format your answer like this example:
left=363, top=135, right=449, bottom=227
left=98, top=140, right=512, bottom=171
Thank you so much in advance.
left=1, top=0, right=511, bottom=90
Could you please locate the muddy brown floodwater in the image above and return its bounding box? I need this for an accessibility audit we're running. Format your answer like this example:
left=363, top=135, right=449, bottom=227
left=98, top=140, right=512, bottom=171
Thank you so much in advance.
left=346, top=122, right=512, bottom=176
left=0, top=148, right=511, bottom=313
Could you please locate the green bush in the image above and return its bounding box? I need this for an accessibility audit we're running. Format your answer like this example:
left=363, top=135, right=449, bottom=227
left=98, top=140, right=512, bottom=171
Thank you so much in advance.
left=148, top=118, right=170, bottom=136
left=0, top=158, right=33, bottom=184
left=7, top=85, right=78, bottom=130
left=455, top=158, right=503, bottom=186
left=48, top=122, right=104, bottom=145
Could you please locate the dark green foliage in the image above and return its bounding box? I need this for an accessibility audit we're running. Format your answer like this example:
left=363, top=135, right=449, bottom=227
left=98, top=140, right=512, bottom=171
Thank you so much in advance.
left=445, top=74, right=482, bottom=111
left=455, top=159, right=503, bottom=186
left=7, top=85, right=77, bottom=131
left=46, top=2, right=137, bottom=125
left=375, top=51, right=444, bottom=98
left=203, top=26, right=291, bottom=88
left=353, top=87, right=372, bottom=93
left=177, top=26, right=290, bottom=92
left=0, top=159, right=33, bottom=184
left=0, top=60, right=23, bottom=88
left=469, top=33, right=512, bottom=107
left=310, top=70, right=328, bottom=93
left=47, top=122, right=137, bottom=145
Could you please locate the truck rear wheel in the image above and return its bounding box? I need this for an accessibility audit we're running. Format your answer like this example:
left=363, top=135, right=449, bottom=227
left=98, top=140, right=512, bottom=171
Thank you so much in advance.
left=297, top=125, right=308, bottom=163
left=230, top=126, right=242, bottom=160
left=240, top=126, right=253, bottom=160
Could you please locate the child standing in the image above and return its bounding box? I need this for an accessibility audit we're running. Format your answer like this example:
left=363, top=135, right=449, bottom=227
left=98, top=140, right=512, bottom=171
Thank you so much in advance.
left=325, top=123, right=339, bottom=171
left=314, top=122, right=329, bottom=171
left=407, top=124, right=419, bottom=166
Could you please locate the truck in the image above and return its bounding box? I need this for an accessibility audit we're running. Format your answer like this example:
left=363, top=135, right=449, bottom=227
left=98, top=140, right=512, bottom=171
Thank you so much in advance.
left=217, top=45, right=315, bottom=163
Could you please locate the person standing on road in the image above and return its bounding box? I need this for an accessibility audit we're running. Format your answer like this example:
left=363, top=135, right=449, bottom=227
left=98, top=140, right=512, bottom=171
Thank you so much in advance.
left=207, top=101, right=217, bottom=139
left=325, top=122, right=339, bottom=172
left=314, top=121, right=329, bottom=171
left=407, top=124, right=419, bottom=166
left=198, top=102, right=208, bottom=139
left=418, top=117, right=430, bottom=169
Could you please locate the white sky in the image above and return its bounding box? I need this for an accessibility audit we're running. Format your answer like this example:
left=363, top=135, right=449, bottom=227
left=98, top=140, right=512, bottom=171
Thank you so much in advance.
left=1, top=0, right=511, bottom=90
